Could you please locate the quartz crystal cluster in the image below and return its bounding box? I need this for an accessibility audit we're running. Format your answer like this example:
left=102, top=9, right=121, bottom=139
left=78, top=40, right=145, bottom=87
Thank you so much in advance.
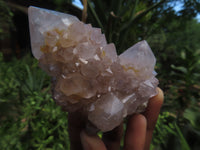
left=28, top=6, right=158, bottom=132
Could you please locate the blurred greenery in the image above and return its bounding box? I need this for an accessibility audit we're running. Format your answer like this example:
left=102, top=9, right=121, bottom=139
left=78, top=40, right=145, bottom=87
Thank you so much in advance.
left=0, top=54, right=70, bottom=149
left=0, top=0, right=14, bottom=40
left=0, top=0, right=200, bottom=149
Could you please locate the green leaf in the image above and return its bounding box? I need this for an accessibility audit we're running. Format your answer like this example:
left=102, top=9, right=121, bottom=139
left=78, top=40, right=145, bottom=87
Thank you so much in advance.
left=171, top=64, right=187, bottom=73
left=119, top=0, right=134, bottom=16
left=25, top=65, right=33, bottom=91
left=93, top=0, right=107, bottom=23
left=175, top=123, right=191, bottom=150
left=88, top=0, right=104, bottom=31
left=181, top=51, right=186, bottom=59
left=120, top=0, right=165, bottom=32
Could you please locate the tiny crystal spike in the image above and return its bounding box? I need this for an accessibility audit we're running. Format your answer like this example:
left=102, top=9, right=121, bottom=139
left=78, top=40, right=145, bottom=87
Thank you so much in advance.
left=28, top=6, right=158, bottom=132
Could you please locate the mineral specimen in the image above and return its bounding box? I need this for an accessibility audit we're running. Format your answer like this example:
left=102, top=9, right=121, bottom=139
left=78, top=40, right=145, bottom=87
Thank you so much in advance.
left=28, top=6, right=158, bottom=132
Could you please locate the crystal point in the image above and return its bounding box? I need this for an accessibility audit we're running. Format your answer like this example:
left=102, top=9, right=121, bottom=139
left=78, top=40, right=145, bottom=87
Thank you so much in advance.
left=28, top=6, right=79, bottom=59
left=119, top=40, right=156, bottom=79
left=88, top=93, right=124, bottom=132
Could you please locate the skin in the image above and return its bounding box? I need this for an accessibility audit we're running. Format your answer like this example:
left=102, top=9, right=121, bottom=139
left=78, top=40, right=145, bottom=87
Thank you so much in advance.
left=68, top=87, right=164, bottom=150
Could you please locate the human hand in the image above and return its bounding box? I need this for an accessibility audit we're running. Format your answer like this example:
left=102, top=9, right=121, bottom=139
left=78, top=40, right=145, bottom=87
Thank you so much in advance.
left=68, top=87, right=164, bottom=150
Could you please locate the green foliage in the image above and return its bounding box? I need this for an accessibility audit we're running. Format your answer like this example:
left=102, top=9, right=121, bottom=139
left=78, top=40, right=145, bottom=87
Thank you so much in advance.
left=152, top=112, right=176, bottom=147
left=87, top=0, right=165, bottom=53
left=0, top=0, right=14, bottom=40
left=151, top=112, right=194, bottom=150
left=146, top=18, right=200, bottom=150
left=0, top=53, right=70, bottom=150
left=174, top=123, right=191, bottom=150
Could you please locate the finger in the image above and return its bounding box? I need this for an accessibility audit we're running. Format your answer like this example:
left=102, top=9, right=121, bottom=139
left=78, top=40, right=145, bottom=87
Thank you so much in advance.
left=68, top=112, right=86, bottom=150
left=143, top=87, right=164, bottom=150
left=80, top=130, right=107, bottom=150
left=102, top=123, right=123, bottom=150
left=124, top=114, right=147, bottom=150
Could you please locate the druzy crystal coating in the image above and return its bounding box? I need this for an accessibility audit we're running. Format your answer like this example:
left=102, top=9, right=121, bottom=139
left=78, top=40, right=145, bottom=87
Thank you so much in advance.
left=28, top=6, right=158, bottom=132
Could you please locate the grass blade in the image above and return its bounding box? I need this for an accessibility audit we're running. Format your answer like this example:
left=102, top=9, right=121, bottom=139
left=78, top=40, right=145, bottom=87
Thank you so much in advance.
left=175, top=123, right=191, bottom=150
left=25, top=65, right=33, bottom=91
left=88, top=0, right=104, bottom=31
left=120, top=0, right=165, bottom=32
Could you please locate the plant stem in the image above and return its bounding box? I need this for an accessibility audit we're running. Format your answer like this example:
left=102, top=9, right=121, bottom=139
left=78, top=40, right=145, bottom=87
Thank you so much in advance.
left=82, top=0, right=87, bottom=23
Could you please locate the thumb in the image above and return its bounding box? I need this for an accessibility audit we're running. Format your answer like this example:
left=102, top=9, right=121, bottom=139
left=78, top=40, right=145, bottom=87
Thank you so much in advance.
left=80, top=130, right=107, bottom=150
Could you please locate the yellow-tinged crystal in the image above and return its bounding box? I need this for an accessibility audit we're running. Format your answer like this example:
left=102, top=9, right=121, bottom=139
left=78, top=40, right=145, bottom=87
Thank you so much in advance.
left=122, top=65, right=139, bottom=73
left=102, top=50, right=106, bottom=57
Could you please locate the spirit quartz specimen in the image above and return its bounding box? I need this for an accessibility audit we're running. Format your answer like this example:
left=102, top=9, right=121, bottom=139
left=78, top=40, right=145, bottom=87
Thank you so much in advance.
left=28, top=6, right=158, bottom=132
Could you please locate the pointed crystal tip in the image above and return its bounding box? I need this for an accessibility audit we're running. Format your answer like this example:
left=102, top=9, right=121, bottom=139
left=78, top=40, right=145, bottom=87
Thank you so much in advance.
left=28, top=6, right=79, bottom=59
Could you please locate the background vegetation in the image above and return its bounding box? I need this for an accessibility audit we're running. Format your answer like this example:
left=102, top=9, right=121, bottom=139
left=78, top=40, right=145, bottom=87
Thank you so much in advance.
left=0, top=0, right=200, bottom=149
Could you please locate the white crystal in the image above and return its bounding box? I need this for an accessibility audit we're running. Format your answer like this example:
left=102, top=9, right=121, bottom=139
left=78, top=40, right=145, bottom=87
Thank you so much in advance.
left=102, top=43, right=118, bottom=62
left=88, top=93, right=124, bottom=132
left=28, top=6, right=79, bottom=59
left=58, top=73, right=96, bottom=99
left=119, top=40, right=156, bottom=79
left=76, top=42, right=96, bottom=60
